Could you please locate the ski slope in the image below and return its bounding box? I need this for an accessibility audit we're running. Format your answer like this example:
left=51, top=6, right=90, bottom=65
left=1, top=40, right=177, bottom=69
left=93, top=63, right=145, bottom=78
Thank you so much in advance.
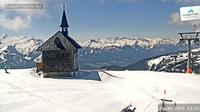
left=0, top=69, right=200, bottom=112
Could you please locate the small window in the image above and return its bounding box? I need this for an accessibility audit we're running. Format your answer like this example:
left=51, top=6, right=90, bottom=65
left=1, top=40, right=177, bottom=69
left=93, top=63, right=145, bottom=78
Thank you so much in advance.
left=54, top=37, right=60, bottom=45
left=54, top=37, right=65, bottom=50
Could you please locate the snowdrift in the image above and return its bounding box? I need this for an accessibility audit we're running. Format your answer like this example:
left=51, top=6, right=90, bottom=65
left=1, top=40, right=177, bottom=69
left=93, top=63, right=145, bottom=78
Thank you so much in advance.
left=0, top=69, right=200, bottom=112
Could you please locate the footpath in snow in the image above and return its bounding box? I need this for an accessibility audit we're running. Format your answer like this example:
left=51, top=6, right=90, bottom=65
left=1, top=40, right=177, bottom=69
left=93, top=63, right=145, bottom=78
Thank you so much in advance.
left=0, top=69, right=200, bottom=112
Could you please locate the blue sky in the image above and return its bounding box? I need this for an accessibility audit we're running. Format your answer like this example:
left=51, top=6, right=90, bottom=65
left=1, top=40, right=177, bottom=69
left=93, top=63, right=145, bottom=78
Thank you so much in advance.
left=0, top=0, right=200, bottom=40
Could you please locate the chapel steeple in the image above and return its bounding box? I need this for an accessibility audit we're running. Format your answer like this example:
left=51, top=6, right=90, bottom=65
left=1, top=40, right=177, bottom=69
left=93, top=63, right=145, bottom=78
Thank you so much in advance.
left=60, top=3, right=69, bottom=35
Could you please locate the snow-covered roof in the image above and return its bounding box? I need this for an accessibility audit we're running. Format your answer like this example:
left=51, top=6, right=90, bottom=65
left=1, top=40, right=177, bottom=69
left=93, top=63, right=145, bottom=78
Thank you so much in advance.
left=34, top=54, right=42, bottom=63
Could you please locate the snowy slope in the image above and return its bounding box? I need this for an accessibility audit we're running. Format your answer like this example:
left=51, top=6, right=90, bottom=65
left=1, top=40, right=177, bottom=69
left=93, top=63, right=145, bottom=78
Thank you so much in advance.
left=147, top=48, right=200, bottom=73
left=0, top=69, right=199, bottom=112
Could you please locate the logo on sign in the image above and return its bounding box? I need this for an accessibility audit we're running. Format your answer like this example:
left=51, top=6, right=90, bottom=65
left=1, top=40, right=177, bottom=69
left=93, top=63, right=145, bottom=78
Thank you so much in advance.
left=180, top=6, right=200, bottom=21
left=188, top=9, right=194, bottom=13
left=183, top=8, right=198, bottom=16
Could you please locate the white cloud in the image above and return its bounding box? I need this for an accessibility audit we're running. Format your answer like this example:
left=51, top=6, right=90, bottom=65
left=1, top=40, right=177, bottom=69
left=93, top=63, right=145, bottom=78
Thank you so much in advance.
left=0, top=0, right=49, bottom=31
left=0, top=14, right=31, bottom=31
left=167, top=0, right=200, bottom=28
left=169, top=12, right=183, bottom=25
left=169, top=12, right=200, bottom=31
left=0, top=0, right=49, bottom=16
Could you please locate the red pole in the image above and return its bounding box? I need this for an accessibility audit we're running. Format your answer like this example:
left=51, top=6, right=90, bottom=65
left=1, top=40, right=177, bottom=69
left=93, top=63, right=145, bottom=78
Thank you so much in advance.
left=186, top=67, right=193, bottom=74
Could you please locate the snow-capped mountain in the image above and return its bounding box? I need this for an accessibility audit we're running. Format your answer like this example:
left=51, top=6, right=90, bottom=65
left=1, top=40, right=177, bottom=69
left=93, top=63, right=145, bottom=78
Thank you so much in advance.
left=147, top=48, right=200, bottom=73
left=0, top=33, right=43, bottom=68
left=0, top=33, right=184, bottom=69
left=78, top=37, right=177, bottom=49
left=78, top=37, right=184, bottom=69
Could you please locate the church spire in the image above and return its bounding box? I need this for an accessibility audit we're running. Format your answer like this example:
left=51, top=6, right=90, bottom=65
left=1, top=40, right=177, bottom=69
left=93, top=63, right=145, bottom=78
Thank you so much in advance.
left=60, top=2, right=69, bottom=35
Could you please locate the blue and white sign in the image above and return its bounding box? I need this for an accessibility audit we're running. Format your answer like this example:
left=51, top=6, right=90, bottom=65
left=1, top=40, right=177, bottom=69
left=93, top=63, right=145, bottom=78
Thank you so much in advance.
left=180, top=6, right=200, bottom=21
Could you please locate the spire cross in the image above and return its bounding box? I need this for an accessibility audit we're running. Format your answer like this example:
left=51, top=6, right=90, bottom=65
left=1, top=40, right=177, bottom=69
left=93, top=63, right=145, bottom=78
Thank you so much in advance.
left=63, top=2, right=66, bottom=10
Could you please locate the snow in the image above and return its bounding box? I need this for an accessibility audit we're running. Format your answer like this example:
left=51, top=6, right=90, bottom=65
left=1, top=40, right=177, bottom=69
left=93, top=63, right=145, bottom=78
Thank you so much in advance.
left=0, top=69, right=200, bottom=112
left=0, top=35, right=42, bottom=56
left=147, top=47, right=200, bottom=72
left=34, top=54, right=42, bottom=63
left=147, top=56, right=170, bottom=67
left=0, top=34, right=43, bottom=68
left=0, top=33, right=182, bottom=69
left=78, top=37, right=177, bottom=49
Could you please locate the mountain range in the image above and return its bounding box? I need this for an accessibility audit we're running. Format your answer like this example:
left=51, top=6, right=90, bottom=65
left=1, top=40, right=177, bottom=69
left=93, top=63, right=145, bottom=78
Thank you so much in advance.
left=0, top=33, right=187, bottom=70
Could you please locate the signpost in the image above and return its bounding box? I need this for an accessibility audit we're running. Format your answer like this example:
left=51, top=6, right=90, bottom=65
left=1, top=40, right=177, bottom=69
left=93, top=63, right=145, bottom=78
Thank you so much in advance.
left=158, top=99, right=173, bottom=112
left=178, top=6, right=200, bottom=74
